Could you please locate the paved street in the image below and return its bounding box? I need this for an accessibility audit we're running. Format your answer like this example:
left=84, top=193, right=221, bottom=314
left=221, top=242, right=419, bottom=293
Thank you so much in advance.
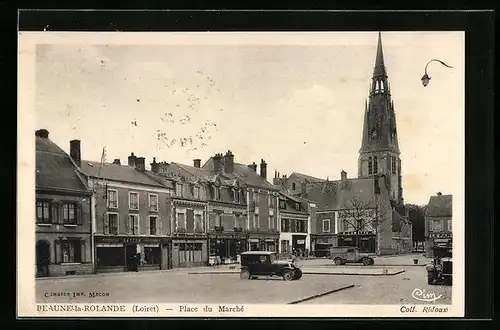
left=36, top=255, right=451, bottom=305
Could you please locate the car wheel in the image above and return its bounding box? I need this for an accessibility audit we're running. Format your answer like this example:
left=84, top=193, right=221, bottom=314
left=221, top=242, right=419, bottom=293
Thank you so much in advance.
left=293, top=269, right=303, bottom=280
left=362, top=258, right=372, bottom=266
left=282, top=270, right=294, bottom=281
left=240, top=269, right=250, bottom=280
left=369, top=258, right=375, bottom=265
left=334, top=258, right=342, bottom=265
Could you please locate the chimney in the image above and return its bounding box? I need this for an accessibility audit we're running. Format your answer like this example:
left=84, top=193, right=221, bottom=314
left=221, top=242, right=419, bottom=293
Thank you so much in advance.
left=437, top=192, right=442, bottom=196
left=150, top=157, right=159, bottom=173
left=341, top=170, right=347, bottom=182
left=69, top=140, right=81, bottom=167
left=248, top=162, right=257, bottom=172
left=260, top=159, right=267, bottom=180
left=128, top=153, right=137, bottom=167
left=193, top=159, right=201, bottom=168
left=113, top=159, right=121, bottom=165
left=224, top=150, right=234, bottom=173
left=135, top=157, right=145, bottom=171
left=35, top=129, right=49, bottom=138
left=213, top=153, right=223, bottom=174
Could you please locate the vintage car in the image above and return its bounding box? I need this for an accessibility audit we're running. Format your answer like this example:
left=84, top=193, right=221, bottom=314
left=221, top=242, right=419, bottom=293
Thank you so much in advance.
left=239, top=251, right=302, bottom=281
left=329, top=246, right=375, bottom=266
left=426, top=246, right=452, bottom=285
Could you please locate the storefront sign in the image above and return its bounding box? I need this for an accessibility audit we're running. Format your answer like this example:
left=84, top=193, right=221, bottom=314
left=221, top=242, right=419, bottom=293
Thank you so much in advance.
left=429, top=232, right=452, bottom=239
left=297, top=240, right=305, bottom=244
left=248, top=239, right=259, bottom=243
left=265, top=239, right=276, bottom=243
left=96, top=243, right=123, bottom=248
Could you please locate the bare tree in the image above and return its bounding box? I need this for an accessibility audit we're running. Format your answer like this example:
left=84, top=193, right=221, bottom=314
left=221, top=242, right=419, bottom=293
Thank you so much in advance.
left=338, top=194, right=389, bottom=253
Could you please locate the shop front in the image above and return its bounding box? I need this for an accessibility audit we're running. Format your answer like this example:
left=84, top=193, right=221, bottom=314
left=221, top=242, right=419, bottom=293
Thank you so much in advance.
left=248, top=232, right=279, bottom=253
left=426, top=232, right=452, bottom=257
left=337, top=231, right=376, bottom=253
left=209, top=229, right=248, bottom=264
left=171, top=233, right=208, bottom=268
left=310, top=235, right=337, bottom=257
left=94, top=235, right=170, bottom=273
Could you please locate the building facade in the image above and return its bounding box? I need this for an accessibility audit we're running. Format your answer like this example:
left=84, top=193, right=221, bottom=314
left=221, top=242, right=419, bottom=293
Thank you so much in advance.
left=277, top=192, right=313, bottom=257
left=203, top=152, right=280, bottom=253
left=424, top=192, right=453, bottom=257
left=35, top=129, right=93, bottom=277
left=148, top=159, right=210, bottom=268
left=80, top=153, right=174, bottom=273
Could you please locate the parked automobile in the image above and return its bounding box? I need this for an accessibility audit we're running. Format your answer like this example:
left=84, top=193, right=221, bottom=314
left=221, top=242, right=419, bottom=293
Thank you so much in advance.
left=239, top=251, right=302, bottom=281
left=329, top=246, right=375, bottom=266
left=426, top=246, right=452, bottom=285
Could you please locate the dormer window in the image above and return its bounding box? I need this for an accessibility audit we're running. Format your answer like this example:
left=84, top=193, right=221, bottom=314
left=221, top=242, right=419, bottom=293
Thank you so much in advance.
left=175, top=183, right=182, bottom=197
left=212, top=185, right=220, bottom=201
left=193, top=185, right=200, bottom=199
left=295, top=202, right=301, bottom=211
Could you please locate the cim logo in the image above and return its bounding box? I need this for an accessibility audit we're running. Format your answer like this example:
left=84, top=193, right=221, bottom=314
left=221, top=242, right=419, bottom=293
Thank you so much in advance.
left=411, top=288, right=443, bottom=302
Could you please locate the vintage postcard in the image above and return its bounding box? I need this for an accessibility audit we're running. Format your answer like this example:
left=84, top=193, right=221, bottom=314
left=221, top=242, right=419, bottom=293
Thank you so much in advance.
left=17, top=31, right=464, bottom=318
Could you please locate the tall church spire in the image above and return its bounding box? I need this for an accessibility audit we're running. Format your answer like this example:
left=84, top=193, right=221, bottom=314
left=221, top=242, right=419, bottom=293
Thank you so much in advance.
left=358, top=32, right=403, bottom=203
left=373, top=31, right=387, bottom=78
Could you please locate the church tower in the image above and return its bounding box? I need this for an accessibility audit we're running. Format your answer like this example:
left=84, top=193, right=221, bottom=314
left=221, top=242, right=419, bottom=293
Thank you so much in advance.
left=358, top=32, right=403, bottom=204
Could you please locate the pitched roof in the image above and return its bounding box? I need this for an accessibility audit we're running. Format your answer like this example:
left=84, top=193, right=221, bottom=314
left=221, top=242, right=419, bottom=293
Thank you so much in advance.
left=202, top=157, right=278, bottom=191
left=80, top=161, right=166, bottom=188
left=36, top=136, right=90, bottom=193
left=171, top=162, right=215, bottom=181
left=427, top=194, right=452, bottom=217
left=289, top=172, right=325, bottom=183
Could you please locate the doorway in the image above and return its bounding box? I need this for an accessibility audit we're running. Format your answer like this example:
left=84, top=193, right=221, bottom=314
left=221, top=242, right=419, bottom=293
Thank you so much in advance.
left=125, top=243, right=137, bottom=271
left=36, top=240, right=50, bottom=277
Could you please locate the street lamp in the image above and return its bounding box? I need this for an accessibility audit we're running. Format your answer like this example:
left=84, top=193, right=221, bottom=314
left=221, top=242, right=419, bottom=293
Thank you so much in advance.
left=421, top=59, right=453, bottom=87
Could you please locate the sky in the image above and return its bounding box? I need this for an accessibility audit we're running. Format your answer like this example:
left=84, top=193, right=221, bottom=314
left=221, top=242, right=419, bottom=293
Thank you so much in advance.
left=34, top=32, right=464, bottom=205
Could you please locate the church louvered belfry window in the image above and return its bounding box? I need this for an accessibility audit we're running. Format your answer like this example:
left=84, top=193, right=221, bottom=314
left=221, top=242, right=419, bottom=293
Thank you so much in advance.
left=373, top=156, right=378, bottom=174
left=368, top=157, right=373, bottom=175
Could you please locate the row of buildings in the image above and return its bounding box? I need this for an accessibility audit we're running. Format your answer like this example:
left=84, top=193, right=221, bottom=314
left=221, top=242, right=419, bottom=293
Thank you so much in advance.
left=34, top=33, right=440, bottom=277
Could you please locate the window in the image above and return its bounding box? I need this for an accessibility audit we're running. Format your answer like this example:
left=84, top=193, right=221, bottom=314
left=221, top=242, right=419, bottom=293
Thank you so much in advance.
left=295, top=202, right=301, bottom=211
left=148, top=194, right=158, bottom=212
left=240, top=189, right=246, bottom=203
left=269, top=215, right=274, bottom=229
left=36, top=200, right=51, bottom=224
left=107, top=189, right=118, bottom=208
left=297, top=220, right=306, bottom=233
left=233, top=189, right=238, bottom=203
left=105, top=213, right=118, bottom=235
left=144, top=247, right=161, bottom=265
left=373, top=156, right=378, bottom=174
left=176, top=183, right=182, bottom=197
left=62, top=203, right=77, bottom=225
left=255, top=214, right=260, bottom=228
left=343, top=220, right=352, bottom=232
left=193, top=186, right=200, bottom=199
left=292, top=183, right=296, bottom=190
left=234, top=214, right=241, bottom=228
left=391, top=156, right=397, bottom=174
left=128, top=214, right=139, bottom=235
left=61, top=239, right=82, bottom=263
left=194, top=214, right=203, bottom=232
left=269, top=195, right=275, bottom=208
left=212, top=186, right=220, bottom=200
left=447, top=219, right=452, bottom=232
left=177, top=213, right=186, bottom=230
left=368, top=157, right=373, bottom=175
left=279, top=200, right=286, bottom=209
left=281, top=218, right=290, bottom=232
left=323, top=219, right=331, bottom=233
left=129, top=192, right=139, bottom=210
left=281, top=240, right=290, bottom=253
left=431, top=220, right=442, bottom=232
left=253, top=191, right=260, bottom=204
left=149, top=216, right=157, bottom=235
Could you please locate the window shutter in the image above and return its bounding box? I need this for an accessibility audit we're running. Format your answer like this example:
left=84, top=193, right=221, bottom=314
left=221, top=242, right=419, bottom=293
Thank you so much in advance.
left=54, top=241, right=61, bottom=264
left=156, top=217, right=160, bottom=235
left=103, top=214, right=109, bottom=234
left=52, top=203, right=60, bottom=224
left=76, top=202, right=83, bottom=225
left=146, top=216, right=151, bottom=235
left=124, top=215, right=130, bottom=234
left=134, top=216, right=140, bottom=235
left=81, top=240, right=86, bottom=263
left=158, top=217, right=163, bottom=235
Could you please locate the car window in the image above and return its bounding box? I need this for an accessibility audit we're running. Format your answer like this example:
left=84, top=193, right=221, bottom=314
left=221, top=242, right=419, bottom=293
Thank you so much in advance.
left=347, top=248, right=354, bottom=253
left=259, top=256, right=267, bottom=263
